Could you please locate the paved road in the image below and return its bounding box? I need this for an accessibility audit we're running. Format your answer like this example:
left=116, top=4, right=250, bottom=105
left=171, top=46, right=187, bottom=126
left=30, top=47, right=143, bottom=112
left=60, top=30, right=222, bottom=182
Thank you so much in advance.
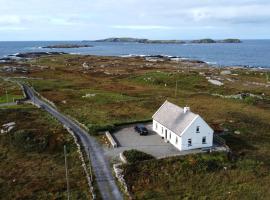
left=23, top=84, right=123, bottom=200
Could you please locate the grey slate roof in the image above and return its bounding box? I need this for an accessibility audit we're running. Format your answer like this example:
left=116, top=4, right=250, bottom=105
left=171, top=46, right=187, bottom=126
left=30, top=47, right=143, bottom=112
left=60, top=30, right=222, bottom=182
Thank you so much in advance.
left=152, top=100, right=198, bottom=136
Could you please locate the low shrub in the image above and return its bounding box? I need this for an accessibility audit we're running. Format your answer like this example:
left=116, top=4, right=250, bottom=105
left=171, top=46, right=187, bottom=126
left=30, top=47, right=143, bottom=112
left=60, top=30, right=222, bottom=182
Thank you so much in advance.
left=123, top=149, right=155, bottom=164
left=12, top=129, right=49, bottom=152
left=179, top=153, right=228, bottom=173
left=87, top=123, right=116, bottom=135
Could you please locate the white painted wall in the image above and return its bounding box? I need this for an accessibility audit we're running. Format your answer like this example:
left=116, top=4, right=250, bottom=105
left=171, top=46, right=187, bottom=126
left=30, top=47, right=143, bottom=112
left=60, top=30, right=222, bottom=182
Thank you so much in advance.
left=153, top=120, right=182, bottom=150
left=153, top=120, right=162, bottom=137
left=153, top=116, right=213, bottom=151
left=180, top=116, right=213, bottom=151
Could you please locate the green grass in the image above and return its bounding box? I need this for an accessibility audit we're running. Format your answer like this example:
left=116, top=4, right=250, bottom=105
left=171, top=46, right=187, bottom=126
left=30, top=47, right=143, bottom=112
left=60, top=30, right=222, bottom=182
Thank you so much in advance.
left=0, top=105, right=91, bottom=199
left=0, top=94, right=22, bottom=103
left=122, top=153, right=270, bottom=200
left=128, top=71, right=210, bottom=91
left=2, top=54, right=270, bottom=199
left=0, top=79, right=24, bottom=103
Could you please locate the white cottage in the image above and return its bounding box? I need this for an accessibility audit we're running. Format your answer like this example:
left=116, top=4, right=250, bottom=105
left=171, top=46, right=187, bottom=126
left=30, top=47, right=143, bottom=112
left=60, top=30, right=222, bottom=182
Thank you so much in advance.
left=152, top=101, right=213, bottom=151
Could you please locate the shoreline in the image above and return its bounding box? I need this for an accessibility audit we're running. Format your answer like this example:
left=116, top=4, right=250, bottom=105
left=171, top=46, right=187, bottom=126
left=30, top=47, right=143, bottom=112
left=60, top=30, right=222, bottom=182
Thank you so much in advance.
left=1, top=51, right=270, bottom=71
left=121, top=54, right=270, bottom=71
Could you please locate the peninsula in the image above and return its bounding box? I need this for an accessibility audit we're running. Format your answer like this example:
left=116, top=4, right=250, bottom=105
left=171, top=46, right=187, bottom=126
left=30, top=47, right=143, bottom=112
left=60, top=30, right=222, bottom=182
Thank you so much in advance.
left=42, top=44, right=93, bottom=49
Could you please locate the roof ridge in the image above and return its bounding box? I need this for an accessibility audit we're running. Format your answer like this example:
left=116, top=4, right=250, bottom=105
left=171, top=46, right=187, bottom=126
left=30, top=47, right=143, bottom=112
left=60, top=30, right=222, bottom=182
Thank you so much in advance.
left=152, top=100, right=169, bottom=118
left=152, top=100, right=199, bottom=136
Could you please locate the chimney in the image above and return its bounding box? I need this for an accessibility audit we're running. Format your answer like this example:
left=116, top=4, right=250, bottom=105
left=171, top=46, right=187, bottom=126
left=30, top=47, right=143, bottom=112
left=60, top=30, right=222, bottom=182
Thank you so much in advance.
left=183, top=106, right=190, bottom=114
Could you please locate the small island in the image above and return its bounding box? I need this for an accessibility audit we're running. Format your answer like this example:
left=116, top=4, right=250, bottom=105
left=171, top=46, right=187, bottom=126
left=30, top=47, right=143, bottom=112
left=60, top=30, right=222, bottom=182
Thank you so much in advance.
left=218, top=38, right=242, bottom=43
left=42, top=44, right=93, bottom=49
left=95, top=37, right=241, bottom=44
left=191, top=38, right=216, bottom=43
left=95, top=38, right=185, bottom=44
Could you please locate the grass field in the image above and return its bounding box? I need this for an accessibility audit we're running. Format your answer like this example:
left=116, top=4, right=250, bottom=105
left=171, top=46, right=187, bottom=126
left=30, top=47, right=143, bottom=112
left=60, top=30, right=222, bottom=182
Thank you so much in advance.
left=1, top=54, right=270, bottom=199
left=122, top=152, right=270, bottom=199
left=0, top=104, right=91, bottom=200
left=0, top=78, right=24, bottom=103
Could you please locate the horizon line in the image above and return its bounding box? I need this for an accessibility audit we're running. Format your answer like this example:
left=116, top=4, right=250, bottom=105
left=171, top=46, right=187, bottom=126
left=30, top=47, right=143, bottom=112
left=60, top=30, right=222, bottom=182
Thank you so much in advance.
left=1, top=38, right=270, bottom=42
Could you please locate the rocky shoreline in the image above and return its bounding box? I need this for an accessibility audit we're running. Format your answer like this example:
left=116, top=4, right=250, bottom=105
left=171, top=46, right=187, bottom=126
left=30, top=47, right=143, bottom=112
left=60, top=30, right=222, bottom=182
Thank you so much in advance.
left=1, top=51, right=269, bottom=71
left=121, top=54, right=270, bottom=71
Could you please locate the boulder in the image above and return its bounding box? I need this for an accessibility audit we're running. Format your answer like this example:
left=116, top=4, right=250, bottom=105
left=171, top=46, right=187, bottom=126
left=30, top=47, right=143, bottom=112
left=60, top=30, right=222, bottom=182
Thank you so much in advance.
left=220, top=70, right=232, bottom=75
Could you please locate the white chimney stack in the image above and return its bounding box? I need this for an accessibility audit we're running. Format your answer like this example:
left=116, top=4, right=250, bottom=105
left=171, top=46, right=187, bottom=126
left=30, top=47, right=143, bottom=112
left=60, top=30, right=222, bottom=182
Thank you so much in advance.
left=183, top=106, right=190, bottom=114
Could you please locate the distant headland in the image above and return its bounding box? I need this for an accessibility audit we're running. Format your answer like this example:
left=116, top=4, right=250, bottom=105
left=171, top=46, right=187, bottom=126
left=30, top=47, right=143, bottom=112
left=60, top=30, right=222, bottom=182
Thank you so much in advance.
left=42, top=44, right=93, bottom=49
left=94, top=37, right=241, bottom=44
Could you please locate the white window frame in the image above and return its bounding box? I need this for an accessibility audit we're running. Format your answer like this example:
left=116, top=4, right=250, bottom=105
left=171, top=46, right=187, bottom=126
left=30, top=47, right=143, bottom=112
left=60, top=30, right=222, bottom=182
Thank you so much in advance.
left=188, top=138, right=192, bottom=146
left=202, top=136, right=206, bottom=144
left=196, top=126, right=200, bottom=133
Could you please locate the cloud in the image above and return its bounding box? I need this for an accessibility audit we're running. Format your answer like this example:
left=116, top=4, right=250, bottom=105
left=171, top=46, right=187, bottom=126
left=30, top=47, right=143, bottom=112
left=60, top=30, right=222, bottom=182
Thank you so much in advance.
left=0, top=0, right=270, bottom=40
left=111, top=25, right=174, bottom=30
left=0, top=15, right=22, bottom=26
left=0, top=26, right=27, bottom=31
left=49, top=18, right=77, bottom=26
left=188, top=4, right=270, bottom=24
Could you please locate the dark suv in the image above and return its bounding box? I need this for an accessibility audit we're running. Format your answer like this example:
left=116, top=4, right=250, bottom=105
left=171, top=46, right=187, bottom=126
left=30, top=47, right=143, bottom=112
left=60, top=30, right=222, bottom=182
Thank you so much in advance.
left=134, top=124, right=148, bottom=135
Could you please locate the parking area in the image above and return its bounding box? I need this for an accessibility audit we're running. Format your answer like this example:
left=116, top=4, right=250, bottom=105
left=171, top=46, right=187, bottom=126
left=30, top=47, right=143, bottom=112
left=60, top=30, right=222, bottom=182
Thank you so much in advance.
left=103, top=123, right=206, bottom=160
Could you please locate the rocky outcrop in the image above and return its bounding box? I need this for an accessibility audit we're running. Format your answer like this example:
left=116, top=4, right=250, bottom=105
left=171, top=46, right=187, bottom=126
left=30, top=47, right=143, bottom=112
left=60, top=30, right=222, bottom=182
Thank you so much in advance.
left=0, top=66, right=29, bottom=73
left=14, top=52, right=67, bottom=59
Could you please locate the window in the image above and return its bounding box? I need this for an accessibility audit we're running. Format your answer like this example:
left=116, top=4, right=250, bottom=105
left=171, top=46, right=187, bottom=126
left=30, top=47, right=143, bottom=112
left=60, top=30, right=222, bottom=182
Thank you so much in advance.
left=162, top=127, right=163, bottom=134
left=155, top=122, right=158, bottom=130
left=202, top=136, right=206, bottom=144
left=188, top=138, right=192, bottom=146
left=169, top=132, right=171, bottom=139
left=196, top=126, right=200, bottom=133
left=176, top=137, right=178, bottom=144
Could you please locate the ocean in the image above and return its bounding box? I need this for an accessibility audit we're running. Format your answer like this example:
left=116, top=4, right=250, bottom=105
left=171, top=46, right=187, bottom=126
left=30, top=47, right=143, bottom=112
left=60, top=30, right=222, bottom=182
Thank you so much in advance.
left=0, top=40, right=270, bottom=68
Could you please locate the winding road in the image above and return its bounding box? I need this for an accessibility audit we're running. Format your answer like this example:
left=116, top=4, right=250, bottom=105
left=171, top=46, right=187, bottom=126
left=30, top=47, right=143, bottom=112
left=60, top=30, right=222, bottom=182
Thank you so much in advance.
left=22, top=84, right=123, bottom=200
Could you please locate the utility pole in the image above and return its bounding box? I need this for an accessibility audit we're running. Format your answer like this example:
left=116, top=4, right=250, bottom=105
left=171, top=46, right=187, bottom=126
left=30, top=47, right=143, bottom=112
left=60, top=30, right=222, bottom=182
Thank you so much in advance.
left=64, top=145, right=70, bottom=200
left=175, top=80, right=180, bottom=99
left=175, top=81, right=178, bottom=98
left=5, top=90, right=8, bottom=103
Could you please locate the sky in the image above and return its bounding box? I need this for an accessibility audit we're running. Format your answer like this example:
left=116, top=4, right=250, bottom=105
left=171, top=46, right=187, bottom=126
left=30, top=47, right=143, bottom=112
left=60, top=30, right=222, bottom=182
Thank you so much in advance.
left=0, top=0, right=269, bottom=41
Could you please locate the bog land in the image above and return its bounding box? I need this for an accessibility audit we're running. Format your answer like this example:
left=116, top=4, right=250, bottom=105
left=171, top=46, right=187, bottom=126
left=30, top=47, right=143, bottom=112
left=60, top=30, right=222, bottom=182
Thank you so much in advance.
left=1, top=54, right=270, bottom=199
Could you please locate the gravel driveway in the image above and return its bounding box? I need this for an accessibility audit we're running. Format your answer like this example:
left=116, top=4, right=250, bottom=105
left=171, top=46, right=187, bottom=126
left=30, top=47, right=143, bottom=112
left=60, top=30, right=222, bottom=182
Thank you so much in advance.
left=104, top=123, right=227, bottom=162
left=104, top=123, right=201, bottom=160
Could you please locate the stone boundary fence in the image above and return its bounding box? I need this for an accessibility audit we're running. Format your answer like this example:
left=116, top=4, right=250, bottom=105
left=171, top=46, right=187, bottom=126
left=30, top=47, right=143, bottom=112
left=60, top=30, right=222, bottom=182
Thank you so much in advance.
left=105, top=131, right=118, bottom=148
